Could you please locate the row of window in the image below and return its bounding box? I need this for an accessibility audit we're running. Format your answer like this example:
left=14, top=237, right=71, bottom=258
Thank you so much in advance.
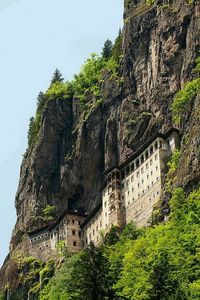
left=121, top=167, right=159, bottom=189
left=60, top=219, right=82, bottom=226
left=120, top=143, right=162, bottom=180
left=30, top=232, right=48, bottom=242
left=122, top=178, right=160, bottom=201
left=37, top=244, right=49, bottom=250
left=72, top=229, right=81, bottom=237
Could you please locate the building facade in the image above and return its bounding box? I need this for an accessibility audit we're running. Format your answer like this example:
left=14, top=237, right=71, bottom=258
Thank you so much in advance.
left=27, top=128, right=180, bottom=258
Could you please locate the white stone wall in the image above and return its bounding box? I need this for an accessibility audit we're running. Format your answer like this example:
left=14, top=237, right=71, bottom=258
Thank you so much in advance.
left=82, top=208, right=103, bottom=247
left=120, top=139, right=167, bottom=227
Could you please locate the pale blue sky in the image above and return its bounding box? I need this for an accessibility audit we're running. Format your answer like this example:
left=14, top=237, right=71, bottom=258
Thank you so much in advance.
left=0, top=0, right=123, bottom=266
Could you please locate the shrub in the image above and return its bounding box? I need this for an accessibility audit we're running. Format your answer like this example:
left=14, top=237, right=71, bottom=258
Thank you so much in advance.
left=171, top=78, right=200, bottom=123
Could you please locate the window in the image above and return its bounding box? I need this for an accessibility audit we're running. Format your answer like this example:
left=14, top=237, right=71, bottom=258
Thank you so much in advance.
left=121, top=170, right=125, bottom=179
left=155, top=154, right=158, bottom=160
left=151, top=171, right=153, bottom=176
left=136, top=159, right=140, bottom=168
left=157, top=176, right=159, bottom=181
left=78, top=231, right=81, bottom=237
left=138, top=193, right=140, bottom=198
left=78, top=221, right=81, bottom=225
left=132, top=187, right=134, bottom=192
left=141, top=167, right=144, bottom=173
left=72, top=219, right=75, bottom=224
left=152, top=181, right=154, bottom=186
left=131, top=163, right=135, bottom=171
left=73, top=241, right=77, bottom=247
left=145, top=151, right=149, bottom=160
left=121, top=183, right=124, bottom=189
left=128, top=191, right=130, bottom=195
left=142, top=190, right=145, bottom=194
left=148, top=185, right=150, bottom=189
left=141, top=155, right=144, bottom=164
left=132, top=198, right=135, bottom=202
left=105, top=212, right=107, bottom=217
left=150, top=146, right=153, bottom=155
left=137, top=171, right=140, bottom=178
left=142, top=179, right=144, bottom=184
left=104, top=201, right=107, bottom=207
left=147, top=174, right=149, bottom=179
left=72, top=230, right=76, bottom=235
left=31, top=239, right=33, bottom=243
left=155, top=142, right=158, bottom=150
left=45, top=233, right=48, bottom=237
left=146, top=163, right=149, bottom=169
left=150, top=159, right=153, bottom=165
left=93, top=230, right=95, bottom=236
left=156, top=166, right=158, bottom=171
left=131, top=176, right=134, bottom=182
left=122, top=195, right=125, bottom=200
left=126, top=166, right=130, bottom=175
left=138, top=183, right=140, bottom=187
left=128, top=201, right=130, bottom=205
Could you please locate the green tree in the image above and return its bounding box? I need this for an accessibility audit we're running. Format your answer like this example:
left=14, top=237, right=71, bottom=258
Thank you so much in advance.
left=102, top=39, right=113, bottom=60
left=51, top=69, right=64, bottom=85
left=111, top=29, right=123, bottom=64
left=43, top=205, right=56, bottom=221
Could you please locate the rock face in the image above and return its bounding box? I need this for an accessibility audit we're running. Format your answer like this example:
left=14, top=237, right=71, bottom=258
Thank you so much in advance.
left=0, top=0, right=200, bottom=295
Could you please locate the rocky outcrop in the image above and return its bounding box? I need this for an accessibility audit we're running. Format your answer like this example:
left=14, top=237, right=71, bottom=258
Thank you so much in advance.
left=1, top=0, right=200, bottom=295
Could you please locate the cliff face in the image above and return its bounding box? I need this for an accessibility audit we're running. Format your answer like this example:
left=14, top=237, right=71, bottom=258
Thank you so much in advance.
left=1, top=0, right=200, bottom=294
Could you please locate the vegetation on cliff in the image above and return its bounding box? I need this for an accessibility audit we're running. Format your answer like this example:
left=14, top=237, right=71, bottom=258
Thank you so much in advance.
left=172, top=57, right=200, bottom=123
left=35, top=188, right=200, bottom=300
left=28, top=32, right=123, bottom=148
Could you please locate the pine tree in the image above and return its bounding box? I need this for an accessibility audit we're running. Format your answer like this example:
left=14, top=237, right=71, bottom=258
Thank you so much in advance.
left=51, top=69, right=64, bottom=85
left=36, top=91, right=46, bottom=113
left=112, top=29, right=123, bottom=63
left=102, top=39, right=113, bottom=60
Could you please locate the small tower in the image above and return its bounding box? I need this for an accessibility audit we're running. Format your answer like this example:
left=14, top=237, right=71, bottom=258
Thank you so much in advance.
left=106, top=169, right=123, bottom=229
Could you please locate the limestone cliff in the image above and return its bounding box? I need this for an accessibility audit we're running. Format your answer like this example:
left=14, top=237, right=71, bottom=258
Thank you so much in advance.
left=0, top=0, right=200, bottom=296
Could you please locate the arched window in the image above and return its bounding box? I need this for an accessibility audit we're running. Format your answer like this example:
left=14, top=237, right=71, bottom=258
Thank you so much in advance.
left=109, top=194, right=115, bottom=204
left=159, top=140, right=163, bottom=148
left=121, top=170, right=125, bottom=179
left=107, top=175, right=111, bottom=183
left=110, top=205, right=116, bottom=212
left=131, top=163, right=135, bottom=172
left=126, top=166, right=130, bottom=176
left=150, top=146, right=153, bottom=155
left=155, top=141, right=158, bottom=150
left=136, top=159, right=140, bottom=168
left=108, top=185, right=113, bottom=194
left=141, top=155, right=144, bottom=164
left=145, top=150, right=149, bottom=160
